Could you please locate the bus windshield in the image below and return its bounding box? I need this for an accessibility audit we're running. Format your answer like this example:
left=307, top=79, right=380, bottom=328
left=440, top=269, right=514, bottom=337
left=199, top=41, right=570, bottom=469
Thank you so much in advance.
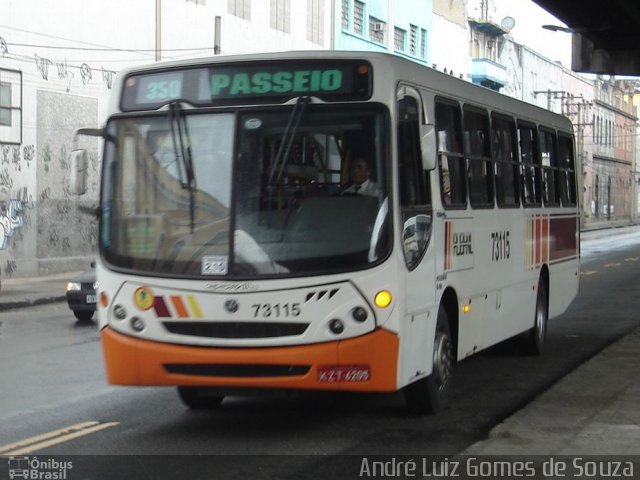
left=101, top=103, right=390, bottom=278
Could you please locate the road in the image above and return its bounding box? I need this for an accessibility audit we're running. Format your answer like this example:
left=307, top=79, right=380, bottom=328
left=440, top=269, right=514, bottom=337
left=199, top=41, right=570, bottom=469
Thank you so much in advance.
left=0, top=228, right=639, bottom=478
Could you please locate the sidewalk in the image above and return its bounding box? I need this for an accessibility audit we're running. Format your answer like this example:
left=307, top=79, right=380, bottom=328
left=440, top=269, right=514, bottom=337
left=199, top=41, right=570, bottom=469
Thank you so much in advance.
left=463, top=326, right=640, bottom=455
left=0, top=271, right=82, bottom=311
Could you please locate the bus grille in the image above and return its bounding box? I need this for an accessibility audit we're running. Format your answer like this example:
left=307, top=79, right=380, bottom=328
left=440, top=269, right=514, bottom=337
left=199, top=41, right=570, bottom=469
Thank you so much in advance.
left=162, top=321, right=309, bottom=339
left=164, top=364, right=310, bottom=377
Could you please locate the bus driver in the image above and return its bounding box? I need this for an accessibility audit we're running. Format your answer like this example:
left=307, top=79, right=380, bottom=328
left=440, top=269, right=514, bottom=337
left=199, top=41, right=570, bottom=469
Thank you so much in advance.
left=342, top=156, right=381, bottom=197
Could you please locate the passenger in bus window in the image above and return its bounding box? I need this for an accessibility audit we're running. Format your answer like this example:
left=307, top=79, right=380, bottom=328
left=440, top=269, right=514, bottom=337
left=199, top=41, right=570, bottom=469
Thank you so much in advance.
left=342, top=156, right=381, bottom=197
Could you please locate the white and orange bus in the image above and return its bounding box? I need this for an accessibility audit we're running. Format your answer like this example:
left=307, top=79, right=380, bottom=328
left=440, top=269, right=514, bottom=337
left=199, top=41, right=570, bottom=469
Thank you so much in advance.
left=72, top=51, right=579, bottom=413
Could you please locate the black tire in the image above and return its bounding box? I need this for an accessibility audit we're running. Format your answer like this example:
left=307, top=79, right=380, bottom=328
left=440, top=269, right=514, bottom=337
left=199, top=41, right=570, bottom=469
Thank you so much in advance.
left=177, top=386, right=224, bottom=409
left=403, top=305, right=454, bottom=414
left=74, top=310, right=93, bottom=322
left=522, top=277, right=548, bottom=355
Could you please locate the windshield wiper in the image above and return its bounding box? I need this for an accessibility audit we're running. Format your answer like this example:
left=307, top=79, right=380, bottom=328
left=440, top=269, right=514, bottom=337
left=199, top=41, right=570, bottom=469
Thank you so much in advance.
left=168, top=101, right=196, bottom=232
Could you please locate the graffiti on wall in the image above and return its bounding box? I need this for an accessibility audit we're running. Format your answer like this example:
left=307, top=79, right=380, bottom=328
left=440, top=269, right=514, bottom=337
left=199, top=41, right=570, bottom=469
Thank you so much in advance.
left=0, top=144, right=34, bottom=253
left=0, top=199, right=24, bottom=250
left=1, top=144, right=35, bottom=171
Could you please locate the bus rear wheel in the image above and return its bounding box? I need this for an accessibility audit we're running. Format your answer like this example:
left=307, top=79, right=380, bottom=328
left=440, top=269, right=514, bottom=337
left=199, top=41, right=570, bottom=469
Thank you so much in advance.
left=177, top=387, right=224, bottom=409
left=522, top=277, right=548, bottom=355
left=403, top=305, right=453, bottom=414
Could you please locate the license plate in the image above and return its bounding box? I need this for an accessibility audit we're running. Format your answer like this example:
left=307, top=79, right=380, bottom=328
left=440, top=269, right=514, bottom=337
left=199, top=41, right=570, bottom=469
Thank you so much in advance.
left=317, top=365, right=371, bottom=383
left=86, top=294, right=97, bottom=304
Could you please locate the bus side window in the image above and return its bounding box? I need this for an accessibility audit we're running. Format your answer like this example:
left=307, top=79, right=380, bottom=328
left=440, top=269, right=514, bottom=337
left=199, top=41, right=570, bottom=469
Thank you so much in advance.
left=491, top=114, right=520, bottom=207
left=518, top=123, right=542, bottom=206
left=557, top=134, right=577, bottom=207
left=539, top=128, right=560, bottom=206
left=463, top=107, right=493, bottom=208
left=435, top=101, right=466, bottom=208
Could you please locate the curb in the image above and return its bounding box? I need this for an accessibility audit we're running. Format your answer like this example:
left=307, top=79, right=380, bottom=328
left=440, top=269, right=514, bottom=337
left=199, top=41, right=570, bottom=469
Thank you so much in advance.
left=0, top=296, right=66, bottom=312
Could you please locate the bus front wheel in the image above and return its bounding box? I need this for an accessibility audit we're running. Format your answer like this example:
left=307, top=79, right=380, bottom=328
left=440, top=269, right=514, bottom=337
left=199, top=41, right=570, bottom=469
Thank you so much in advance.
left=403, top=305, right=453, bottom=414
left=177, top=386, right=224, bottom=409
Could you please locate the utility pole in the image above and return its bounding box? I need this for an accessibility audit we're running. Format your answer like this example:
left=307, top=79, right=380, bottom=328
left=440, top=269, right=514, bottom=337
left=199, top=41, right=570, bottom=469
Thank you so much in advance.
left=533, top=90, right=567, bottom=113
left=565, top=98, right=594, bottom=227
left=214, top=16, right=221, bottom=54
left=155, top=0, right=162, bottom=61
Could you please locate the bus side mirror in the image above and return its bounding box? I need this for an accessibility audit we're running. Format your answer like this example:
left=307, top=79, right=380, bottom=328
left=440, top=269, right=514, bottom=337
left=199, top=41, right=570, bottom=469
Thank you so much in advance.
left=70, top=149, right=88, bottom=195
left=70, top=127, right=104, bottom=196
left=420, top=124, right=437, bottom=171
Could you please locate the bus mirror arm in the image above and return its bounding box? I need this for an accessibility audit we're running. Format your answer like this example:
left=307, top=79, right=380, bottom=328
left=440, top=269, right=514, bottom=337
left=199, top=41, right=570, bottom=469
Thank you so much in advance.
left=78, top=205, right=101, bottom=218
left=420, top=124, right=437, bottom=171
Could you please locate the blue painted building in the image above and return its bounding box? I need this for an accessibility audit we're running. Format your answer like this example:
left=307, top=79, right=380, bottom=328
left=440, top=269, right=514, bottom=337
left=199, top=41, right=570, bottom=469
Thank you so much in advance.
left=336, top=0, right=432, bottom=66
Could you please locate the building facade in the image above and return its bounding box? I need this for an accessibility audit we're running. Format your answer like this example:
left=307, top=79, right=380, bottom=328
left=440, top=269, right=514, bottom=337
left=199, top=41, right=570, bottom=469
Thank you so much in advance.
left=0, top=0, right=333, bottom=277
left=589, top=78, right=637, bottom=224
left=337, top=0, right=432, bottom=64
left=431, top=0, right=472, bottom=80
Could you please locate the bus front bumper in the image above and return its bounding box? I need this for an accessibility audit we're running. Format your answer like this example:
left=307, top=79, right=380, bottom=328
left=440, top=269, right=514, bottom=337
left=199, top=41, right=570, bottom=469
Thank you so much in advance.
left=101, top=326, right=399, bottom=392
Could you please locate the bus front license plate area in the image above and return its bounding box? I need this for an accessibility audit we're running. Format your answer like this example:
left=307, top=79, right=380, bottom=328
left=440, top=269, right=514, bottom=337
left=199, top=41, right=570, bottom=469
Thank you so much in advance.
left=317, top=365, right=371, bottom=383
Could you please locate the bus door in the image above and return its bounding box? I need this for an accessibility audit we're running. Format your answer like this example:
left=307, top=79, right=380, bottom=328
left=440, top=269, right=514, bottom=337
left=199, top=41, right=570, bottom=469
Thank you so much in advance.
left=396, top=87, right=436, bottom=385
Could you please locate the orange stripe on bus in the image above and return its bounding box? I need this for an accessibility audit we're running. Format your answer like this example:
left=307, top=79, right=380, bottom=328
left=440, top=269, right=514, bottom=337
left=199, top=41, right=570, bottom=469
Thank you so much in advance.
left=170, top=296, right=189, bottom=318
left=532, top=217, right=536, bottom=267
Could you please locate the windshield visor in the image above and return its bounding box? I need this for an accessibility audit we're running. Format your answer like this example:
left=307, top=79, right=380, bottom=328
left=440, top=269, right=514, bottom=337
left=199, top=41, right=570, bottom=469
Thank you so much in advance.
left=101, top=104, right=390, bottom=278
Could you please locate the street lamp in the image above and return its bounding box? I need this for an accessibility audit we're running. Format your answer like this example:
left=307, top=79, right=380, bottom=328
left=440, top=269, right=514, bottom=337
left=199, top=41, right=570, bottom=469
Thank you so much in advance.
left=542, top=24, right=574, bottom=33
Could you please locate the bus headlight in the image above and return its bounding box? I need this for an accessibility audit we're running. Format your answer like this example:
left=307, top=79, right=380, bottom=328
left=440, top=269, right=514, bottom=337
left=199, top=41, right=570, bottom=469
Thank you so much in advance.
left=131, top=317, right=146, bottom=332
left=351, top=306, right=368, bottom=322
left=328, top=319, right=344, bottom=334
left=114, top=305, right=127, bottom=320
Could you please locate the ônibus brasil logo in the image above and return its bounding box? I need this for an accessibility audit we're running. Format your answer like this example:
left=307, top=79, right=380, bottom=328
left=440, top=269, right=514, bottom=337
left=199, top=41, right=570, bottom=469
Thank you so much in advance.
left=8, top=456, right=73, bottom=480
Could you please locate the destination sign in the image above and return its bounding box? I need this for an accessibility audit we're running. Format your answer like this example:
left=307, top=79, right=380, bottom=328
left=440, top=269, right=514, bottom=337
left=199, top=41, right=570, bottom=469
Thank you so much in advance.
left=121, top=60, right=372, bottom=110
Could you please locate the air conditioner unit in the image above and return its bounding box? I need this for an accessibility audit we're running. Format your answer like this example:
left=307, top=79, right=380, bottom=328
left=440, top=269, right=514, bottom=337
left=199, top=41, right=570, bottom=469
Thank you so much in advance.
left=371, top=22, right=385, bottom=32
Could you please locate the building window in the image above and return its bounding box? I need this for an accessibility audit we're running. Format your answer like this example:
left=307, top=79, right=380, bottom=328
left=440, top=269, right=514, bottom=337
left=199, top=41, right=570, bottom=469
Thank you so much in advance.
left=409, top=25, right=418, bottom=56
left=228, top=0, right=251, bottom=19
left=0, top=68, right=22, bottom=144
left=353, top=0, right=364, bottom=35
left=341, top=0, right=349, bottom=30
left=394, top=27, right=406, bottom=52
left=307, top=0, right=324, bottom=44
left=420, top=28, right=427, bottom=59
left=0, top=82, right=11, bottom=126
left=270, top=0, right=290, bottom=33
left=369, top=17, right=385, bottom=44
